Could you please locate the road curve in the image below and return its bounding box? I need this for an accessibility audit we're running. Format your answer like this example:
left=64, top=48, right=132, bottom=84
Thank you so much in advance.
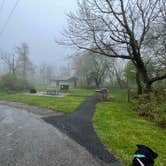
left=0, top=105, right=102, bottom=166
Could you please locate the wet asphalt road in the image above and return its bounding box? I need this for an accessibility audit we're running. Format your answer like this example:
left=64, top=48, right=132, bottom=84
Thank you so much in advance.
left=0, top=105, right=102, bottom=166
left=43, top=96, right=121, bottom=166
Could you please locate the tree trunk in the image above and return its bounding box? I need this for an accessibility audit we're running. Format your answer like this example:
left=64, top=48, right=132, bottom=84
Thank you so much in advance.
left=134, top=55, right=152, bottom=93
left=114, top=67, right=123, bottom=88
left=132, top=60, right=143, bottom=94
left=136, top=70, right=143, bottom=95
left=95, top=80, right=100, bottom=88
left=145, top=82, right=152, bottom=93
left=130, top=36, right=152, bottom=93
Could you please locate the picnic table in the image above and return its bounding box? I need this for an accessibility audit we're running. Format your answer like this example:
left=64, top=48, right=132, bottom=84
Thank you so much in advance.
left=46, top=89, right=58, bottom=95
left=96, top=88, right=109, bottom=101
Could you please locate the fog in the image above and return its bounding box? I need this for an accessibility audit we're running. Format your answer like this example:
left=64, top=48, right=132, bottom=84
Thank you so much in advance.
left=0, top=0, right=77, bottom=67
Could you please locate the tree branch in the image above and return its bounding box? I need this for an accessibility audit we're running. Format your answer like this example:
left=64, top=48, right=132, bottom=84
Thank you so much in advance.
left=149, top=73, right=166, bottom=84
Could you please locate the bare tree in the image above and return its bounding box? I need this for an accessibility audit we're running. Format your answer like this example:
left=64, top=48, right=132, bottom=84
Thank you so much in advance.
left=0, top=52, right=17, bottom=74
left=73, top=54, right=92, bottom=87
left=144, top=0, right=166, bottom=75
left=73, top=51, right=110, bottom=88
left=58, top=65, right=72, bottom=79
left=16, top=43, right=34, bottom=79
left=60, top=0, right=166, bottom=94
left=89, top=54, right=110, bottom=88
left=108, top=59, right=126, bottom=88
left=37, top=63, right=54, bottom=87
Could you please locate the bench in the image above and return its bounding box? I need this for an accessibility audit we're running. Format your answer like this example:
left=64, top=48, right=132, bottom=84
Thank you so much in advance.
left=46, top=90, right=58, bottom=95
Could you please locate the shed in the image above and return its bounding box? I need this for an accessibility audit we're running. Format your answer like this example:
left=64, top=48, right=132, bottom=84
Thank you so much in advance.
left=50, top=77, right=78, bottom=89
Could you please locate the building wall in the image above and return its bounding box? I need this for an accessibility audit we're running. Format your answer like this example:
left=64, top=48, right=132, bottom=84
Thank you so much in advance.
left=50, top=81, right=75, bottom=89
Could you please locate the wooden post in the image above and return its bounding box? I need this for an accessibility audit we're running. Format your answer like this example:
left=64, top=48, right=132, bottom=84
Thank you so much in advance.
left=128, top=88, right=130, bottom=102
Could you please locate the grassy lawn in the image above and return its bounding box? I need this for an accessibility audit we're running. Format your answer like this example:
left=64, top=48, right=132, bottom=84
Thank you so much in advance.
left=0, top=93, right=85, bottom=114
left=67, top=88, right=95, bottom=97
left=93, top=90, right=166, bottom=166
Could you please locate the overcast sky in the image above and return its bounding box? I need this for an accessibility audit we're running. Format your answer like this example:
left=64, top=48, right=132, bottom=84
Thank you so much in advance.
left=0, top=0, right=77, bottom=67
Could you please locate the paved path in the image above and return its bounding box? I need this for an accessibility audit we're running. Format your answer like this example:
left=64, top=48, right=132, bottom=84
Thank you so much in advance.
left=43, top=96, right=122, bottom=165
left=0, top=105, right=102, bottom=166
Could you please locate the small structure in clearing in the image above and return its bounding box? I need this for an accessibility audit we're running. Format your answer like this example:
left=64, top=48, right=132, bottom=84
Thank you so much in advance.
left=49, top=77, right=78, bottom=89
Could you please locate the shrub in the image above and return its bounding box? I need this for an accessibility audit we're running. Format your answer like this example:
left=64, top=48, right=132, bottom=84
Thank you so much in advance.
left=130, top=89, right=138, bottom=99
left=131, top=90, right=166, bottom=128
left=0, top=74, right=29, bottom=92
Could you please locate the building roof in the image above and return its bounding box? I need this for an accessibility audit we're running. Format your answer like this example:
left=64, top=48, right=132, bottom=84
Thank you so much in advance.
left=50, top=77, right=78, bottom=83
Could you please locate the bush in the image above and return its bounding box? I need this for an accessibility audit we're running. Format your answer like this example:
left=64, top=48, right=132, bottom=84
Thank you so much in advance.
left=132, top=90, right=166, bottom=128
left=0, top=74, right=29, bottom=92
left=130, top=89, right=138, bottom=99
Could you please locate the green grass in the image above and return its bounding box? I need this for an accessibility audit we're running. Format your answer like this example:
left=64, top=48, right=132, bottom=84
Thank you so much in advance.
left=93, top=90, right=166, bottom=166
left=109, top=89, right=128, bottom=102
left=0, top=93, right=85, bottom=114
left=67, top=88, right=95, bottom=97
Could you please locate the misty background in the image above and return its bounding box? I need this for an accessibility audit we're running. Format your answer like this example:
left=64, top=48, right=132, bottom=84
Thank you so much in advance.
left=0, top=0, right=77, bottom=67
left=0, top=0, right=165, bottom=90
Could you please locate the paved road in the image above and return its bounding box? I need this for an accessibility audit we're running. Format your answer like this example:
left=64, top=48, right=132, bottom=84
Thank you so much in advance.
left=0, top=105, right=102, bottom=166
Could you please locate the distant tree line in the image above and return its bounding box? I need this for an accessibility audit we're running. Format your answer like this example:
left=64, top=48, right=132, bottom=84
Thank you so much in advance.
left=0, top=43, right=55, bottom=91
left=72, top=51, right=125, bottom=88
